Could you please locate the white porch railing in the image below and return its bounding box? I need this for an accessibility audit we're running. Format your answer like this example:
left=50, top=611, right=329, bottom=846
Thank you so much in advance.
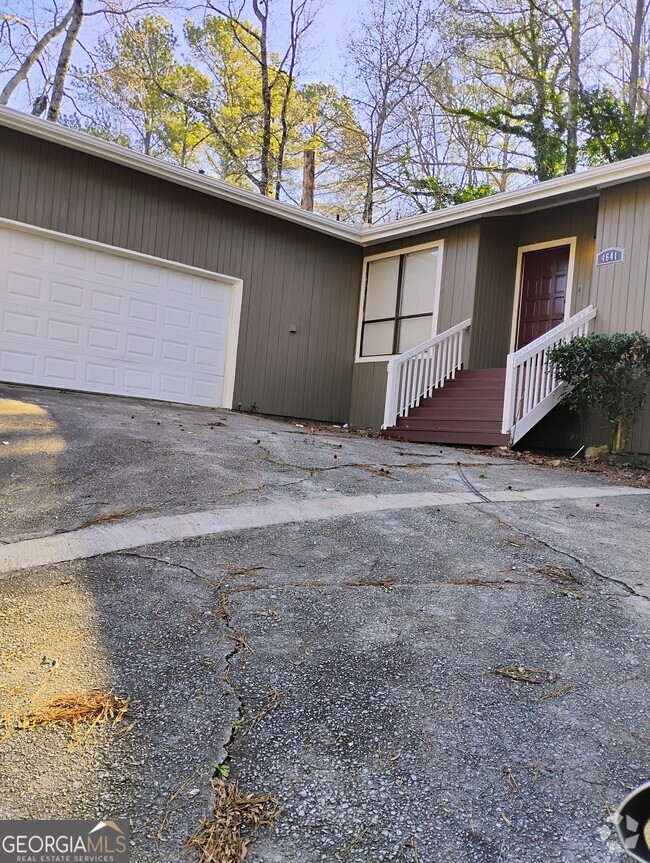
left=382, top=319, right=471, bottom=429
left=502, top=305, right=597, bottom=444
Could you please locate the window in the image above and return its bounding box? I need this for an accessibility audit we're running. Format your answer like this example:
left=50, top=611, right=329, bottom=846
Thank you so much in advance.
left=358, top=244, right=442, bottom=359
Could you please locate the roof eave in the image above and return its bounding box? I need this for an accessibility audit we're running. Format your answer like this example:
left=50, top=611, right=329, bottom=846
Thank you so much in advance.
left=0, top=107, right=361, bottom=244
left=4, top=106, right=650, bottom=248
left=359, top=158, right=650, bottom=245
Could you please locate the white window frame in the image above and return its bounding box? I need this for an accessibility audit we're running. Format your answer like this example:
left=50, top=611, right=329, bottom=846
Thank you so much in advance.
left=509, top=237, right=577, bottom=352
left=355, top=239, right=445, bottom=363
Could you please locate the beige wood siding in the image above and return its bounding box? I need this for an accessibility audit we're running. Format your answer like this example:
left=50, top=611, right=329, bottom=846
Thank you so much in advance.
left=349, top=362, right=388, bottom=428
left=0, top=128, right=363, bottom=423
left=469, top=217, right=519, bottom=368
left=588, top=181, right=650, bottom=453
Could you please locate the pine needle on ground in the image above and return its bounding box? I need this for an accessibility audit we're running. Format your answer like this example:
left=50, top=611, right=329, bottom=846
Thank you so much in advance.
left=185, top=777, right=279, bottom=863
left=7, top=690, right=130, bottom=745
left=494, top=664, right=557, bottom=684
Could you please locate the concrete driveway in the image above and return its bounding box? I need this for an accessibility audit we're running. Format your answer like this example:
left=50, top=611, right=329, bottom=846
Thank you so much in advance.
left=0, top=384, right=648, bottom=863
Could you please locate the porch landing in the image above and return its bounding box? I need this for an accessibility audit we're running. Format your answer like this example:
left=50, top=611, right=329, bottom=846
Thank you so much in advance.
left=382, top=368, right=510, bottom=446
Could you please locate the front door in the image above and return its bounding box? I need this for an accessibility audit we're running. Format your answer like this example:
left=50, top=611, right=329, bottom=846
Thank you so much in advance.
left=516, top=245, right=570, bottom=349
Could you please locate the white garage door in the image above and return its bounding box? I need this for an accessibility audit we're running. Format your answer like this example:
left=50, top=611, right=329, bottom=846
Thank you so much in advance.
left=0, top=222, right=241, bottom=407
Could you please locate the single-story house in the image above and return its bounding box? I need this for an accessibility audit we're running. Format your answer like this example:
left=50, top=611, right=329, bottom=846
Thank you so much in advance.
left=1, top=106, right=650, bottom=453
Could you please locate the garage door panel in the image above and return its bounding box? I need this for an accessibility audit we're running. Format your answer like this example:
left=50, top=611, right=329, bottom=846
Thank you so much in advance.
left=3, top=270, right=43, bottom=300
left=44, top=355, right=78, bottom=382
left=8, top=231, right=52, bottom=263
left=53, top=242, right=88, bottom=271
left=87, top=326, right=120, bottom=352
left=51, top=280, right=85, bottom=309
left=129, top=297, right=159, bottom=324
left=0, top=224, right=237, bottom=407
left=0, top=349, right=36, bottom=375
left=3, top=309, right=40, bottom=338
left=161, top=340, right=189, bottom=362
left=2, top=318, right=228, bottom=372
left=47, top=319, right=81, bottom=345
left=93, top=254, right=126, bottom=280
left=86, top=362, right=117, bottom=387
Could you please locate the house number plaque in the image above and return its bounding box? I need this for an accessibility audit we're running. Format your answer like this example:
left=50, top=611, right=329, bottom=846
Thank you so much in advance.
left=596, top=247, right=624, bottom=265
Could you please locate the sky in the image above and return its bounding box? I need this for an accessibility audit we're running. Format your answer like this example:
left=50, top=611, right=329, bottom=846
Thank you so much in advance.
left=3, top=0, right=361, bottom=110
left=299, top=0, right=358, bottom=85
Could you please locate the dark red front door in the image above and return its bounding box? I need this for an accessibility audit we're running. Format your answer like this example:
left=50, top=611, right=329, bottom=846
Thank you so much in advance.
left=516, top=245, right=570, bottom=349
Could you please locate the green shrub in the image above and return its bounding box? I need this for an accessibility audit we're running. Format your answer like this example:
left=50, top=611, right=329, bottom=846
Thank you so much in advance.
left=548, top=332, right=650, bottom=452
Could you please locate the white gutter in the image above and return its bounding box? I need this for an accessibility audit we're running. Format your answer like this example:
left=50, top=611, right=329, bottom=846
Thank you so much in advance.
left=360, top=156, right=650, bottom=245
left=4, top=106, right=650, bottom=247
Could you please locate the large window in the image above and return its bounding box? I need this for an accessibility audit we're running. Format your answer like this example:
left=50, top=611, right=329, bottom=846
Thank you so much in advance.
left=358, top=244, right=442, bottom=359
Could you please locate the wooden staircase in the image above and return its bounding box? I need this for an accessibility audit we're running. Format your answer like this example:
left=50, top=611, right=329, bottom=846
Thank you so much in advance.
left=383, top=368, right=510, bottom=446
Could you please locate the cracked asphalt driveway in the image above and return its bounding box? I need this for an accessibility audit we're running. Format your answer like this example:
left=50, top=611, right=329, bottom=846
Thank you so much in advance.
left=1, top=384, right=649, bottom=863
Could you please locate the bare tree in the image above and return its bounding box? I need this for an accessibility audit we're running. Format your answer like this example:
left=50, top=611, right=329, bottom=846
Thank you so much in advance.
left=566, top=0, right=581, bottom=172
left=48, top=0, right=84, bottom=121
left=0, top=0, right=180, bottom=120
left=628, top=0, right=648, bottom=112
left=344, top=0, right=435, bottom=223
left=602, top=0, right=650, bottom=114
left=206, top=0, right=317, bottom=198
left=0, top=5, right=74, bottom=106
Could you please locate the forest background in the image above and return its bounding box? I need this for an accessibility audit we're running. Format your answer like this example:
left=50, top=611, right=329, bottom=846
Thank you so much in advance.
left=2, top=0, right=650, bottom=223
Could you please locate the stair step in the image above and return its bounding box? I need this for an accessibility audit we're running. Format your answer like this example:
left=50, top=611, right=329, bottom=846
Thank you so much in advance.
left=422, top=387, right=505, bottom=399
left=453, top=369, right=506, bottom=379
left=384, top=428, right=510, bottom=446
left=416, top=393, right=504, bottom=404
left=395, top=418, right=504, bottom=433
left=402, top=407, right=503, bottom=420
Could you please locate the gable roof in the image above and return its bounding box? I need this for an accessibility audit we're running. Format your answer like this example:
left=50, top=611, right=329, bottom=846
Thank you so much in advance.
left=3, top=105, right=650, bottom=247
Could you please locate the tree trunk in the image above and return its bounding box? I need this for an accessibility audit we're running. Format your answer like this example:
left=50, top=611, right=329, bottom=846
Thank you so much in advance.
left=0, top=5, right=74, bottom=106
left=628, top=0, right=644, bottom=116
left=252, top=0, right=272, bottom=196
left=566, top=0, right=581, bottom=173
left=301, top=149, right=315, bottom=210
left=497, top=133, right=511, bottom=192
left=47, top=0, right=83, bottom=122
left=363, top=122, right=384, bottom=224
left=610, top=415, right=633, bottom=453
left=362, top=163, right=374, bottom=224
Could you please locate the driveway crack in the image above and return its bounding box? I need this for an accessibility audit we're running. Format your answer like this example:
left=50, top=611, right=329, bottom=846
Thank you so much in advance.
left=115, top=551, right=204, bottom=581
left=476, top=505, right=648, bottom=602
left=114, top=552, right=250, bottom=778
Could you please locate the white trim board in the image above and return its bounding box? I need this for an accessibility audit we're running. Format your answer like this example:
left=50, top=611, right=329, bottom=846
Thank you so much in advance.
left=354, top=240, right=445, bottom=364
left=0, top=216, right=243, bottom=409
left=509, top=237, right=577, bottom=352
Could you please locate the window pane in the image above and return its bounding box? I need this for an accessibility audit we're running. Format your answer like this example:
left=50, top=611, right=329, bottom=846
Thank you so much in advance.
left=397, top=316, right=433, bottom=353
left=400, top=248, right=439, bottom=317
left=362, top=320, right=394, bottom=357
left=365, top=257, right=400, bottom=320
